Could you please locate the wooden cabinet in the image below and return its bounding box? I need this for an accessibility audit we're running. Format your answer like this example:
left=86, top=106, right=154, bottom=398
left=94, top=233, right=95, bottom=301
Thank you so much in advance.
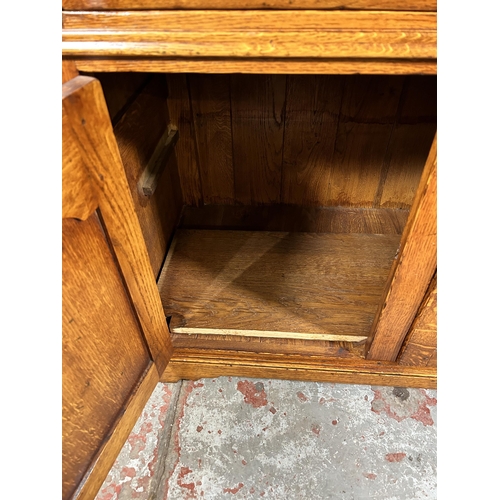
left=62, top=3, right=436, bottom=499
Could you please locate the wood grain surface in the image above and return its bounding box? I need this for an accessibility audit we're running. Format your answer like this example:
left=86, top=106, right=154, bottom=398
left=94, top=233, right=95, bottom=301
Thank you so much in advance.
left=189, top=74, right=234, bottom=204
left=281, top=75, right=343, bottom=205
left=167, top=74, right=435, bottom=209
left=159, top=229, right=400, bottom=338
left=91, top=72, right=149, bottom=123
left=171, top=332, right=366, bottom=358
left=165, top=74, right=203, bottom=205
left=231, top=75, right=286, bottom=205
left=62, top=10, right=436, bottom=60
left=62, top=109, right=99, bottom=220
left=73, top=58, right=437, bottom=75
left=63, top=60, right=79, bottom=83
left=63, top=75, right=173, bottom=372
left=63, top=0, right=437, bottom=11
left=63, top=10, right=437, bottom=31
left=366, top=135, right=437, bottom=361
left=71, top=365, right=158, bottom=500
left=179, top=205, right=409, bottom=234
left=62, top=30, right=436, bottom=60
left=112, top=74, right=183, bottom=277
left=62, top=214, right=151, bottom=500
left=161, top=349, right=437, bottom=389
left=397, top=273, right=437, bottom=367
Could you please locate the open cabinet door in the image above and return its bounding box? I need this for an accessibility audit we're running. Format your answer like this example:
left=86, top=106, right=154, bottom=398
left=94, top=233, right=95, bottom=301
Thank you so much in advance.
left=62, top=76, right=172, bottom=500
left=366, top=135, right=437, bottom=361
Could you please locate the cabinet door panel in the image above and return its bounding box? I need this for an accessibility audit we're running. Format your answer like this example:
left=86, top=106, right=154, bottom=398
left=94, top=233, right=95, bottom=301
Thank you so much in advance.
left=366, top=135, right=437, bottom=361
left=62, top=75, right=171, bottom=500
left=62, top=214, right=151, bottom=500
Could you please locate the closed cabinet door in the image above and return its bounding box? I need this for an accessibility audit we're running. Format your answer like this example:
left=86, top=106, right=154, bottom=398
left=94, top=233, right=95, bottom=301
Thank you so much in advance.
left=62, top=76, right=172, bottom=500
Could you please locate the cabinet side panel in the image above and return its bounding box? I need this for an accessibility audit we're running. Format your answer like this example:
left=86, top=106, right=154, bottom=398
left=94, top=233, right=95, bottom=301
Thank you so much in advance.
left=112, top=74, right=183, bottom=278
left=62, top=214, right=150, bottom=500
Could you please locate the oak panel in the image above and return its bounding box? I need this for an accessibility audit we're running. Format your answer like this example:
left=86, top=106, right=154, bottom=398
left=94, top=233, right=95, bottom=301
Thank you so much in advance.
left=62, top=75, right=173, bottom=372
left=231, top=74, right=286, bottom=205
left=281, top=75, right=343, bottom=205
left=112, top=74, right=183, bottom=277
left=166, top=74, right=203, bottom=205
left=62, top=214, right=150, bottom=500
left=189, top=74, right=234, bottom=204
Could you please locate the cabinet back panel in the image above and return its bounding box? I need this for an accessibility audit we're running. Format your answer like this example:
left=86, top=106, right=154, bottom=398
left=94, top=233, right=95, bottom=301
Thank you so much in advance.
left=169, top=74, right=436, bottom=210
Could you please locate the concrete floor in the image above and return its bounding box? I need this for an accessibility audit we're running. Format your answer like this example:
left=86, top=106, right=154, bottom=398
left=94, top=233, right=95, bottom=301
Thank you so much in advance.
left=95, top=377, right=437, bottom=500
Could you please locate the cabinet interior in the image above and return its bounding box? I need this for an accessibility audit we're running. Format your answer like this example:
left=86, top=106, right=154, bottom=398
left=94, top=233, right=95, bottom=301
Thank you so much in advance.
left=95, top=71, right=437, bottom=360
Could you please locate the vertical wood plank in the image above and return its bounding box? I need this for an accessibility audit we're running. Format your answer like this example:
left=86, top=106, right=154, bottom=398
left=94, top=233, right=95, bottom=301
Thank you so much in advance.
left=281, top=75, right=343, bottom=206
left=366, top=135, right=437, bottom=361
left=330, top=75, right=404, bottom=207
left=231, top=74, right=286, bottom=205
left=189, top=74, right=234, bottom=204
left=166, top=74, right=203, bottom=205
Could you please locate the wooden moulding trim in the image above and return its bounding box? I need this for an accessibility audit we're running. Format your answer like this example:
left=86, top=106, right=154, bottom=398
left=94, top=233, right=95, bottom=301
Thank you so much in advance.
left=72, top=58, right=437, bottom=75
left=62, top=76, right=173, bottom=373
left=62, top=10, right=437, bottom=31
left=365, top=135, right=437, bottom=361
left=62, top=0, right=437, bottom=12
left=172, top=327, right=367, bottom=343
left=62, top=10, right=436, bottom=60
left=71, top=364, right=159, bottom=500
left=161, top=349, right=437, bottom=389
left=62, top=32, right=436, bottom=60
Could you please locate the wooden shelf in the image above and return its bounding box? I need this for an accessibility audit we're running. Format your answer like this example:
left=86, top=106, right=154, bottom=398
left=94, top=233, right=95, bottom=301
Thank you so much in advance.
left=158, top=226, right=400, bottom=344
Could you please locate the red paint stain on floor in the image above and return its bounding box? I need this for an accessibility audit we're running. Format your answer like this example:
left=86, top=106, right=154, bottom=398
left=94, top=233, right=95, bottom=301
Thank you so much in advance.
left=411, top=390, right=437, bottom=426
left=296, top=391, right=309, bottom=402
left=237, top=380, right=268, bottom=408
left=120, top=466, right=136, bottom=479
left=178, top=466, right=196, bottom=496
left=312, top=424, right=321, bottom=435
left=332, top=420, right=338, bottom=425
left=223, top=482, right=244, bottom=494
left=364, top=473, right=377, bottom=480
left=371, top=389, right=437, bottom=426
left=385, top=452, right=407, bottom=463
